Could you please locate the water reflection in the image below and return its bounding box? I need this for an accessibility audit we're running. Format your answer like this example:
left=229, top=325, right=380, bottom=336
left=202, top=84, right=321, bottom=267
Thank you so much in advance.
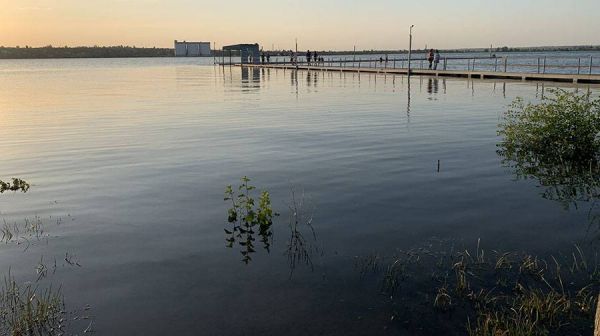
left=406, top=77, right=412, bottom=118
left=426, top=78, right=439, bottom=97
left=240, top=66, right=261, bottom=91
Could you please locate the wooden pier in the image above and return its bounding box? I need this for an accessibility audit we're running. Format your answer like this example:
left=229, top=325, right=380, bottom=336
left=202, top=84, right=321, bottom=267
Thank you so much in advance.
left=237, top=63, right=600, bottom=84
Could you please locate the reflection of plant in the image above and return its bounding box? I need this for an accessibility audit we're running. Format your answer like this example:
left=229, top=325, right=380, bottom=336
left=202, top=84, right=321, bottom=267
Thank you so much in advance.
left=285, top=188, right=318, bottom=276
left=224, top=177, right=276, bottom=264
left=0, top=178, right=30, bottom=193
left=497, top=90, right=600, bottom=210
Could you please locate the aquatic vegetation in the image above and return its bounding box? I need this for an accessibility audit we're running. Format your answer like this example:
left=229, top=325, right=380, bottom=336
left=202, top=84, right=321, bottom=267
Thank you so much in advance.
left=224, top=176, right=277, bottom=264
left=0, top=178, right=30, bottom=193
left=360, top=239, right=600, bottom=335
left=497, top=90, right=600, bottom=210
left=499, top=89, right=600, bottom=163
left=1, top=216, right=49, bottom=247
left=285, top=188, right=319, bottom=276
left=433, top=285, right=452, bottom=311
left=0, top=274, right=66, bottom=336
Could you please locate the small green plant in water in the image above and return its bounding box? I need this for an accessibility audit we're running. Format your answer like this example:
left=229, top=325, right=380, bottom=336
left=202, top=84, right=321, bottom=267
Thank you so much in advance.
left=0, top=178, right=30, bottom=193
left=224, top=176, right=277, bottom=264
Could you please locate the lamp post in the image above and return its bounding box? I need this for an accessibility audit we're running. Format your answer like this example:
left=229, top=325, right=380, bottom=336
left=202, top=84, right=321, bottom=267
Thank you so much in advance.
left=408, top=25, right=414, bottom=75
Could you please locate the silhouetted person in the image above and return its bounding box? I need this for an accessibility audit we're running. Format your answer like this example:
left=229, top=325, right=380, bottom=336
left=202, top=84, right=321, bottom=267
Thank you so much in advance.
left=433, top=50, right=441, bottom=70
left=313, top=51, right=318, bottom=65
left=266, top=53, right=271, bottom=63
left=261, top=53, right=265, bottom=64
left=306, top=50, right=311, bottom=65
left=428, top=49, right=434, bottom=69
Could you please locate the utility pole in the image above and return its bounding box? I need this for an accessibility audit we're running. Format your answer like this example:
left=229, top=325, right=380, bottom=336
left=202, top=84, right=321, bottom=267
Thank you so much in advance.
left=408, top=25, right=414, bottom=75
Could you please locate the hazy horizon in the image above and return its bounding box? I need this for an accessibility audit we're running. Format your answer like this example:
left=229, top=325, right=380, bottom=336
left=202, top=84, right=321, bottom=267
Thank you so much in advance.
left=1, top=0, right=599, bottom=51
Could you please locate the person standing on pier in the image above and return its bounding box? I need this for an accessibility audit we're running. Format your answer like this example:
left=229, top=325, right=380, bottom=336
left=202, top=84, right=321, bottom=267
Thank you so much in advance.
left=261, top=53, right=265, bottom=64
left=267, top=53, right=271, bottom=63
left=428, top=49, right=434, bottom=69
left=433, top=50, right=441, bottom=70
left=313, top=51, right=318, bottom=65
left=306, top=50, right=311, bottom=65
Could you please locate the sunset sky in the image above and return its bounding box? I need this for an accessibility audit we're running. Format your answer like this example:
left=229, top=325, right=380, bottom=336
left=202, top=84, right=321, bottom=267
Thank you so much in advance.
left=1, top=0, right=599, bottom=50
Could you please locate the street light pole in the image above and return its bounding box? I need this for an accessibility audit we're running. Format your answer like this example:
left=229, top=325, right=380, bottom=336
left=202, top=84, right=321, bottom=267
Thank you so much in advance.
left=408, top=25, right=414, bottom=75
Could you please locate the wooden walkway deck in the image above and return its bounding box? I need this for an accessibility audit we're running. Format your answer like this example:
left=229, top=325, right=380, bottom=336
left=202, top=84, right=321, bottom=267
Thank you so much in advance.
left=237, top=64, right=600, bottom=84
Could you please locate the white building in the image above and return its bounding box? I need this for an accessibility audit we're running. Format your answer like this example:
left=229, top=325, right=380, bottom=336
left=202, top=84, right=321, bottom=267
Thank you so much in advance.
left=174, top=40, right=212, bottom=57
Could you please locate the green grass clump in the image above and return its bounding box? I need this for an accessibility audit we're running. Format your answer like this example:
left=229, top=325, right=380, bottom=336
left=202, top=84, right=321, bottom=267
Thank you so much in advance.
left=224, top=176, right=277, bottom=264
left=0, top=275, right=65, bottom=336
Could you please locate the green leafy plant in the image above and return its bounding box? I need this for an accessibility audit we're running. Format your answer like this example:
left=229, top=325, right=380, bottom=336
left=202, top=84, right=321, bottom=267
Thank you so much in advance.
left=497, top=90, right=600, bottom=211
left=0, top=178, right=30, bottom=193
left=224, top=176, right=277, bottom=264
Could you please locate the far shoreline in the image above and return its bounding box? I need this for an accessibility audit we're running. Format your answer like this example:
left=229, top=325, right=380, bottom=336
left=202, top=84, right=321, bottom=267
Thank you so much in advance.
left=1, top=45, right=599, bottom=60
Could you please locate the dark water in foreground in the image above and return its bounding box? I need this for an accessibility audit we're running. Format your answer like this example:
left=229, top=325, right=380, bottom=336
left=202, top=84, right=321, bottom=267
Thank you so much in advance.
left=1, top=58, right=599, bottom=335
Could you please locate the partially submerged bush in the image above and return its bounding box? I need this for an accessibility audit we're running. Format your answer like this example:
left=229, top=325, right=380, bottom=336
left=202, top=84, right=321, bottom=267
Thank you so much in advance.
left=499, top=89, right=600, bottom=162
left=498, top=90, right=600, bottom=208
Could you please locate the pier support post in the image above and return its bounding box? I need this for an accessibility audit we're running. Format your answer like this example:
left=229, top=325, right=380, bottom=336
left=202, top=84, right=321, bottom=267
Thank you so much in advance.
left=543, top=57, right=546, bottom=74
left=504, top=57, right=508, bottom=72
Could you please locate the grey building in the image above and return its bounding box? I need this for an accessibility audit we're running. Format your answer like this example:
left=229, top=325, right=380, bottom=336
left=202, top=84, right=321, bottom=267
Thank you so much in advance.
left=174, top=40, right=212, bottom=57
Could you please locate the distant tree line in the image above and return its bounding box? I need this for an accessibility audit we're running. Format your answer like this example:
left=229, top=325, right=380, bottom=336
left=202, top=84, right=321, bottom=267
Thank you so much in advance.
left=1, top=44, right=599, bottom=59
left=0, top=45, right=174, bottom=59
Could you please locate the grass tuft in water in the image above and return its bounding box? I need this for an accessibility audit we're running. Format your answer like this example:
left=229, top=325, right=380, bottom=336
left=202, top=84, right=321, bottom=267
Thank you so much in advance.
left=362, top=239, right=600, bottom=335
left=0, top=273, right=66, bottom=336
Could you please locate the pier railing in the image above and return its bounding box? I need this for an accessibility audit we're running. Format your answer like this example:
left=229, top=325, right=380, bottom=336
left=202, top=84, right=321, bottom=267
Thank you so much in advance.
left=245, top=56, right=599, bottom=75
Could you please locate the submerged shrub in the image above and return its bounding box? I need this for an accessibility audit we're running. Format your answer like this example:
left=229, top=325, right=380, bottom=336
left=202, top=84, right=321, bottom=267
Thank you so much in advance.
left=497, top=90, right=600, bottom=209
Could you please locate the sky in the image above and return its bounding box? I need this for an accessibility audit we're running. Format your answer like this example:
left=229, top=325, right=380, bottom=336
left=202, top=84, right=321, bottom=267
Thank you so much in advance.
left=1, top=0, right=599, bottom=50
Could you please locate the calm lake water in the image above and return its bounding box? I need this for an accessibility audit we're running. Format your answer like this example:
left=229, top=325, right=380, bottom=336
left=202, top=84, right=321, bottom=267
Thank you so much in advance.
left=1, top=57, right=599, bottom=335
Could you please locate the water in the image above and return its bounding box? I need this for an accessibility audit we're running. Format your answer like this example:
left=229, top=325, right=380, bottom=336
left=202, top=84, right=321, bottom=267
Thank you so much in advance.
left=0, top=57, right=599, bottom=335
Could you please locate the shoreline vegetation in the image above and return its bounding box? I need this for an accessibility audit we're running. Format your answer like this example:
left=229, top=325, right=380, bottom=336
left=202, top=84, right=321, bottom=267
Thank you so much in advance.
left=1, top=45, right=599, bottom=60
